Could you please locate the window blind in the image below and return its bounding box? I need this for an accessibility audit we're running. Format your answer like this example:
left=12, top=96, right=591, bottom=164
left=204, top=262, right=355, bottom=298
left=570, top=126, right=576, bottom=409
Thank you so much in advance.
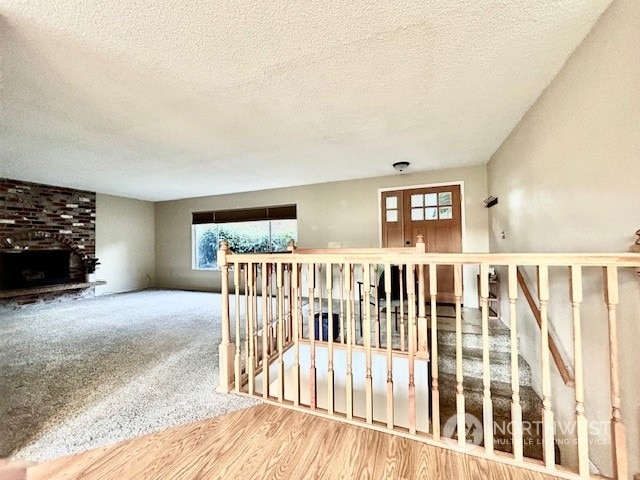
left=192, top=204, right=297, bottom=225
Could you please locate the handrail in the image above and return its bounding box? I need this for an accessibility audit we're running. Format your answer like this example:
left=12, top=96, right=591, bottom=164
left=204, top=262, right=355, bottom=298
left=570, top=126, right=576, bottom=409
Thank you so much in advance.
left=227, top=251, right=640, bottom=267
left=516, top=267, right=575, bottom=387
left=218, top=239, right=634, bottom=479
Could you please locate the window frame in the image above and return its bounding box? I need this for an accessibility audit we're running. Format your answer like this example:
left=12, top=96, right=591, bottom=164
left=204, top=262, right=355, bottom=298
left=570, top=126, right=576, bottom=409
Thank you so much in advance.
left=191, top=205, right=297, bottom=271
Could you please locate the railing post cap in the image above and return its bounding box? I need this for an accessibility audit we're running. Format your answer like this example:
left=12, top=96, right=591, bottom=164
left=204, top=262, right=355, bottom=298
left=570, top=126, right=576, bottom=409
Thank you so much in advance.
left=218, top=240, right=231, bottom=268
left=415, top=234, right=426, bottom=253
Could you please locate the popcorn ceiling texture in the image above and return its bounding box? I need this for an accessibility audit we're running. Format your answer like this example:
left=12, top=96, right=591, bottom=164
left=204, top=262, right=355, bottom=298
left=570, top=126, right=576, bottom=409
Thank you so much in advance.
left=0, top=1, right=612, bottom=201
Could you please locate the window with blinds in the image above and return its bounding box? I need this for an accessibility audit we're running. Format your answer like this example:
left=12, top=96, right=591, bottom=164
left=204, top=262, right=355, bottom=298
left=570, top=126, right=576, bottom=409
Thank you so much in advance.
left=191, top=205, right=297, bottom=269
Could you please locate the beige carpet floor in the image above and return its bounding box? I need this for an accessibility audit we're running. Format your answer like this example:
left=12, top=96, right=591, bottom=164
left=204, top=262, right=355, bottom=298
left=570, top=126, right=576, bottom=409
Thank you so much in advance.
left=0, top=289, right=258, bottom=462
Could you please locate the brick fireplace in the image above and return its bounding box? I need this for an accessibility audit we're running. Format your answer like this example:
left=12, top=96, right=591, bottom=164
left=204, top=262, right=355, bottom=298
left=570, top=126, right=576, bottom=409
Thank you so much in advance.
left=0, top=178, right=97, bottom=305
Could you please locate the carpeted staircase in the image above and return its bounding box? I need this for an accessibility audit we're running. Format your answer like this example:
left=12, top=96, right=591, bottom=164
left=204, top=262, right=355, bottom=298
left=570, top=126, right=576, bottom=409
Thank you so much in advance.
left=434, top=323, right=544, bottom=459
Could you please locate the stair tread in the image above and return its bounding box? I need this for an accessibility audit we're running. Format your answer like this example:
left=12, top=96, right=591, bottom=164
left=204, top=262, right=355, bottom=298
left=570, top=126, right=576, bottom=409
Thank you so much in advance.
left=437, top=372, right=539, bottom=397
left=435, top=375, right=544, bottom=460
left=437, top=343, right=524, bottom=364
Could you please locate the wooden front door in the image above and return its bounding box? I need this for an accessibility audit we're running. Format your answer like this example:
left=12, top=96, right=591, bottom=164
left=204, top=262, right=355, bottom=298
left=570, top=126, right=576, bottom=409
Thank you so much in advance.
left=381, top=185, right=462, bottom=303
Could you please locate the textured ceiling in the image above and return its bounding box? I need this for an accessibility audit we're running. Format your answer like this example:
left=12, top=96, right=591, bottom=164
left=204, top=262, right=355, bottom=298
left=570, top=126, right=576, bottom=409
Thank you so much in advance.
left=0, top=0, right=612, bottom=201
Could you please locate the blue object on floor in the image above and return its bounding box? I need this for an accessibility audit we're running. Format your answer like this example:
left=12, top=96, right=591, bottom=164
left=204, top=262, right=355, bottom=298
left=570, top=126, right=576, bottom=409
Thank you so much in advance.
left=313, top=312, right=340, bottom=341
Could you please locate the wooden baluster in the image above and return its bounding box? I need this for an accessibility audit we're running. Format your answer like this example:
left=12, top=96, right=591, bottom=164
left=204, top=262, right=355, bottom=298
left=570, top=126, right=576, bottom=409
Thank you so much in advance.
left=385, top=263, right=394, bottom=429
left=508, top=264, right=523, bottom=461
left=359, top=264, right=365, bottom=344
left=418, top=264, right=428, bottom=355
left=298, top=265, right=303, bottom=342
left=246, top=265, right=255, bottom=395
left=259, top=263, right=269, bottom=398
left=234, top=263, right=241, bottom=393
left=270, top=264, right=276, bottom=355
left=454, top=264, right=465, bottom=447
left=245, top=266, right=254, bottom=372
left=364, top=264, right=373, bottom=423
left=570, top=266, right=589, bottom=477
left=350, top=265, right=356, bottom=348
left=326, top=262, right=335, bottom=415
left=282, top=264, right=289, bottom=344
left=374, top=265, right=380, bottom=348
left=538, top=265, right=555, bottom=468
left=217, top=241, right=234, bottom=393
left=480, top=264, right=494, bottom=454
left=400, top=264, right=406, bottom=352
left=604, top=266, right=628, bottom=480
left=248, top=265, right=254, bottom=369
left=276, top=262, right=285, bottom=402
left=287, top=264, right=293, bottom=343
left=339, top=265, right=345, bottom=344
left=318, top=264, right=324, bottom=341
left=265, top=264, right=271, bottom=358
left=253, top=264, right=259, bottom=371
left=291, top=262, right=300, bottom=406
left=243, top=265, right=249, bottom=375
left=309, top=263, right=317, bottom=410
left=407, top=263, right=417, bottom=434
left=346, top=264, right=354, bottom=419
left=429, top=263, right=440, bottom=440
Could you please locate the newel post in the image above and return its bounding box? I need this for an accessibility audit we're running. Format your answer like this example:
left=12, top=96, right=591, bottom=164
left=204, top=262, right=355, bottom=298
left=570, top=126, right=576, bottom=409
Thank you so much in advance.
left=415, top=234, right=426, bottom=254
left=217, top=240, right=235, bottom=393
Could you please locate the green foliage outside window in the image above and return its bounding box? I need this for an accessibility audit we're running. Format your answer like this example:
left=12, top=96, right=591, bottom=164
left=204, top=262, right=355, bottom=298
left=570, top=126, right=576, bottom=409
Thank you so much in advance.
left=194, top=220, right=297, bottom=269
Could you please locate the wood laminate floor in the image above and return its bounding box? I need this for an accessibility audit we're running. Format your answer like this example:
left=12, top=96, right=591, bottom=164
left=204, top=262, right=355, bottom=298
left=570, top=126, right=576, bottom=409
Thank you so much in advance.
left=28, top=403, right=563, bottom=480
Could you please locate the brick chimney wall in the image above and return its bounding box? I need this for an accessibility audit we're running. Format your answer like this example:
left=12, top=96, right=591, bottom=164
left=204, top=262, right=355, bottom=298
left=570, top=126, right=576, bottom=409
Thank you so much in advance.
left=0, top=178, right=96, bottom=304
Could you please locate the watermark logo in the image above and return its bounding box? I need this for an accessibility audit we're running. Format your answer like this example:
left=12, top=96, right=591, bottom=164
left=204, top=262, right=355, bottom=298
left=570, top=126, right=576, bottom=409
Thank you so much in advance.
left=442, top=413, right=483, bottom=452
left=441, top=415, right=613, bottom=452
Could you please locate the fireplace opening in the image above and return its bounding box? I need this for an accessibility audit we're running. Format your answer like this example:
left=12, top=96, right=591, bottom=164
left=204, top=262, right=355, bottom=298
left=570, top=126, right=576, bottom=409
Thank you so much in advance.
left=0, top=250, right=71, bottom=290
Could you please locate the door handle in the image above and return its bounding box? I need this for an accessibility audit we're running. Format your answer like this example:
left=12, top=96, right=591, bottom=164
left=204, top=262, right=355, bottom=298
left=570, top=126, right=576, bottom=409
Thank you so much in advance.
left=405, top=240, right=411, bottom=245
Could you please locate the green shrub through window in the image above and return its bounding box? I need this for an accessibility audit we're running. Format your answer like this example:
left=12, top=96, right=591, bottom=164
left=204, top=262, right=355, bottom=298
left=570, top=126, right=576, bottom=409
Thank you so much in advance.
left=193, top=219, right=297, bottom=269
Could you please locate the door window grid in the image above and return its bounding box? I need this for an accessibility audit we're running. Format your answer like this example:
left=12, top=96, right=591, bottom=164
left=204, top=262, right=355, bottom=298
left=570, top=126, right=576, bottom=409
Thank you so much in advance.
left=411, top=192, right=453, bottom=221
left=385, top=195, right=399, bottom=223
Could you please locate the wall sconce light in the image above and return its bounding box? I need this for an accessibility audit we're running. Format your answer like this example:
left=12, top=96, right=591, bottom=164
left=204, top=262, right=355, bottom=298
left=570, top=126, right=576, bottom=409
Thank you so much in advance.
left=393, top=161, right=410, bottom=172
left=483, top=196, right=498, bottom=208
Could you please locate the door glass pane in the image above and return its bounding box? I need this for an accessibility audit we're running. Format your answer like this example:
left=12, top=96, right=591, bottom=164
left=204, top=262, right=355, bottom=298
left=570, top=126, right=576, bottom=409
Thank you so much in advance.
left=425, top=207, right=438, bottom=220
left=438, top=192, right=452, bottom=206
left=411, top=208, right=424, bottom=221
left=424, top=193, right=437, bottom=206
left=439, top=206, right=453, bottom=219
left=386, top=210, right=398, bottom=222
left=411, top=194, right=423, bottom=207
left=386, top=196, right=398, bottom=209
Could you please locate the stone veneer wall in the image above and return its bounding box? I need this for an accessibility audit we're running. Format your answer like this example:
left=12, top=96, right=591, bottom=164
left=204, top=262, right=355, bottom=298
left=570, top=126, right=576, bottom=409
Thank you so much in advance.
left=0, top=178, right=96, bottom=305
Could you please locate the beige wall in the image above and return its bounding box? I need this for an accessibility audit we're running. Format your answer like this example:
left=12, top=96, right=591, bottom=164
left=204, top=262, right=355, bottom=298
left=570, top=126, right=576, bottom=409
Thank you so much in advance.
left=95, top=194, right=155, bottom=295
left=487, top=0, right=640, bottom=475
left=155, top=165, right=488, bottom=306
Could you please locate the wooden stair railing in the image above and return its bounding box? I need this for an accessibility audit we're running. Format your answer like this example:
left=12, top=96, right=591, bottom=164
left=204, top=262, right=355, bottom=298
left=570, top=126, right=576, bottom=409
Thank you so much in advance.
left=516, top=267, right=574, bottom=387
left=218, top=240, right=640, bottom=480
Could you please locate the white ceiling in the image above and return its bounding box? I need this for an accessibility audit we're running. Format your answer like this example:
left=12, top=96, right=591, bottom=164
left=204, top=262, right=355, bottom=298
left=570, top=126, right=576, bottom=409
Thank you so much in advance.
left=0, top=0, right=612, bottom=201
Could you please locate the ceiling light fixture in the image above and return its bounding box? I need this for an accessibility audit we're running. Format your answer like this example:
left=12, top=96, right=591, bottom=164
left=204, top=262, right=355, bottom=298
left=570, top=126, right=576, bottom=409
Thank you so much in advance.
left=393, top=161, right=410, bottom=172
